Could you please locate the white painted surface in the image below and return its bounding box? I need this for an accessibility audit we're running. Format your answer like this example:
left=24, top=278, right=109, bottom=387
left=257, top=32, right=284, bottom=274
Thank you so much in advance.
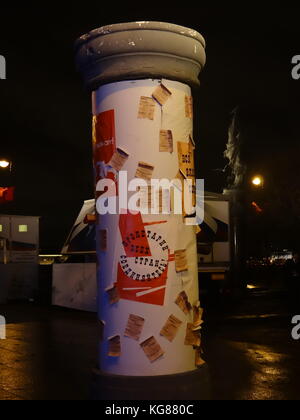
left=94, top=79, right=199, bottom=376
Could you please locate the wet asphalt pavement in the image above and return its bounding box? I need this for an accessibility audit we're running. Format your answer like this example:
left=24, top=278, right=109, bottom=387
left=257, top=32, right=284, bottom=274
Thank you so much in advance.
left=204, top=290, right=300, bottom=400
left=0, top=285, right=300, bottom=400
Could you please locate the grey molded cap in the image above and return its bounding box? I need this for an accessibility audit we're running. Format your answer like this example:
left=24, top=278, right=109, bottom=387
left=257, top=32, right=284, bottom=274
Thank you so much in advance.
left=75, top=21, right=206, bottom=91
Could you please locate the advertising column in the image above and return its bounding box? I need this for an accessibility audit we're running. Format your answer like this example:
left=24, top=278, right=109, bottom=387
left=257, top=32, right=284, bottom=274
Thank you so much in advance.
left=75, top=21, right=209, bottom=399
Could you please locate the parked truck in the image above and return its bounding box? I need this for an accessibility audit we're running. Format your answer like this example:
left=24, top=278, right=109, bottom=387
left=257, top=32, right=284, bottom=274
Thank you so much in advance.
left=51, top=192, right=234, bottom=311
left=197, top=192, right=232, bottom=296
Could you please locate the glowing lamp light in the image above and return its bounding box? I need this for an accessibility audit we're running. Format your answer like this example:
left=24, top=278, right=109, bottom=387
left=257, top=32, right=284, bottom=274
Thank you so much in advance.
left=252, top=176, right=263, bottom=187
left=0, top=160, right=10, bottom=169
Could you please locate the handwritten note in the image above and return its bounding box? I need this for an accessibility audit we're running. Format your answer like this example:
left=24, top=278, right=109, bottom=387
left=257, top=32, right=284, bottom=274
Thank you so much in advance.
left=175, top=291, right=192, bottom=315
left=138, top=97, right=156, bottom=120
left=135, top=162, right=155, bottom=181
left=160, top=130, right=173, bottom=153
left=108, top=148, right=129, bottom=171
left=175, top=249, right=188, bottom=273
left=152, top=84, right=172, bottom=106
left=124, top=314, right=145, bottom=341
left=185, top=95, right=193, bottom=119
left=160, top=315, right=183, bottom=343
left=140, top=337, right=164, bottom=363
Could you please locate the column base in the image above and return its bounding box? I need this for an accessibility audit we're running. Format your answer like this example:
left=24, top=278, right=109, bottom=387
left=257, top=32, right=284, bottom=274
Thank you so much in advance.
left=90, top=365, right=211, bottom=400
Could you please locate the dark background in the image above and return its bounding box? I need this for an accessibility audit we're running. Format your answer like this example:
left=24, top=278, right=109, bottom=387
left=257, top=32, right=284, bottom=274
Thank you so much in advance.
left=0, top=4, right=299, bottom=252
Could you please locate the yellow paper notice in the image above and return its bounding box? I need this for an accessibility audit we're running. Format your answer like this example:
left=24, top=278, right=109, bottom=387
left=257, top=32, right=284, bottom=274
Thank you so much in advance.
left=108, top=336, right=121, bottom=357
left=160, top=130, right=173, bottom=153
left=185, top=95, right=193, bottom=119
left=138, top=97, right=156, bottom=120
left=175, top=291, right=192, bottom=315
left=177, top=141, right=195, bottom=180
left=152, top=84, right=172, bottom=106
left=160, top=315, right=183, bottom=343
left=193, top=305, right=204, bottom=328
left=135, top=162, right=155, bottom=181
left=175, top=249, right=188, bottom=273
left=185, top=323, right=201, bottom=347
left=140, top=337, right=165, bottom=363
left=177, top=141, right=196, bottom=212
left=108, top=148, right=129, bottom=171
left=124, top=314, right=145, bottom=341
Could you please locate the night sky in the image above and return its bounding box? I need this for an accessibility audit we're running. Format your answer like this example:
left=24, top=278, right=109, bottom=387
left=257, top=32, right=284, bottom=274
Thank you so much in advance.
left=0, top=4, right=299, bottom=252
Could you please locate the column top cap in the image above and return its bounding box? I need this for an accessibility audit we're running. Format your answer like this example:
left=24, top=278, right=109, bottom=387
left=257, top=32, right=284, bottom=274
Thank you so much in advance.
left=75, top=21, right=206, bottom=91
left=75, top=21, right=206, bottom=50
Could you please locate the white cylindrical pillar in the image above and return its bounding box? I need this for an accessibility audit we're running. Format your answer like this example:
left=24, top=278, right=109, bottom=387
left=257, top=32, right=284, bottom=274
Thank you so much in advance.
left=75, top=21, right=208, bottom=398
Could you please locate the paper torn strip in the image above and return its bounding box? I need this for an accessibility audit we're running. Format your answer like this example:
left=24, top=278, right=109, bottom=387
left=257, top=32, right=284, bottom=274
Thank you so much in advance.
left=84, top=214, right=96, bottom=224
left=175, top=249, right=188, bottom=273
left=135, top=162, right=155, bottom=181
left=138, top=96, right=156, bottom=120
left=185, top=95, right=193, bottom=119
left=124, top=314, right=145, bottom=341
left=195, top=348, right=206, bottom=367
left=152, top=84, right=172, bottom=106
left=185, top=323, right=201, bottom=347
left=99, top=229, right=108, bottom=252
left=160, top=130, right=173, bottom=153
left=108, top=335, right=121, bottom=357
left=192, top=323, right=204, bottom=332
left=106, top=284, right=120, bottom=305
left=189, top=134, right=196, bottom=149
left=175, top=291, right=192, bottom=315
left=140, top=336, right=165, bottom=363
left=108, top=148, right=129, bottom=171
left=160, top=315, right=183, bottom=343
left=193, top=304, right=204, bottom=328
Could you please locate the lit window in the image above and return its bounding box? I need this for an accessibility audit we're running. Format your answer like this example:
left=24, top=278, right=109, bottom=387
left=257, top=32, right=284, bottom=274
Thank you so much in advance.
left=19, top=225, right=28, bottom=233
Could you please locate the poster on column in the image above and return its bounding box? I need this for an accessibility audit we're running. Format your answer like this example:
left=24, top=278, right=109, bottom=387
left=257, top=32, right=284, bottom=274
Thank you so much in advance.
left=93, top=110, right=117, bottom=183
left=177, top=141, right=196, bottom=211
left=116, top=212, right=175, bottom=306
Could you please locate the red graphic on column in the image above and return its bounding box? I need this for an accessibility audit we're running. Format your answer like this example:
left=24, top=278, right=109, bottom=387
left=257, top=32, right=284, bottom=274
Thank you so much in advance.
left=116, top=212, right=170, bottom=306
left=93, top=110, right=117, bottom=184
left=0, top=187, right=15, bottom=203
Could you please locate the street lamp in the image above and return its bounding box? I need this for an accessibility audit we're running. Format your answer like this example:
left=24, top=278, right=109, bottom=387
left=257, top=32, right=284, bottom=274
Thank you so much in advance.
left=0, top=159, right=12, bottom=172
left=0, top=160, right=9, bottom=169
left=251, top=175, right=264, bottom=187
